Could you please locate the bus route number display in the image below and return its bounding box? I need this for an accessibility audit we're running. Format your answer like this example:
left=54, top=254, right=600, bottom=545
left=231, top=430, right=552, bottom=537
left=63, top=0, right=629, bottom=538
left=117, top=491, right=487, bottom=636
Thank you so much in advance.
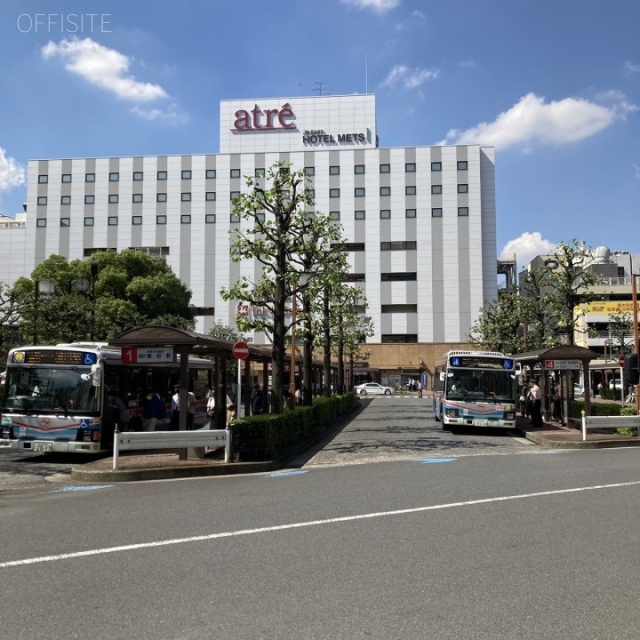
left=13, top=350, right=97, bottom=366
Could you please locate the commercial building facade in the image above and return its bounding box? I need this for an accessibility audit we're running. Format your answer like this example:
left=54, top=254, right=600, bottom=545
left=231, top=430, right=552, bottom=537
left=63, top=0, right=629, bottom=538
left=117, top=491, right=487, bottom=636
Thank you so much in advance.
left=21, top=94, right=497, bottom=385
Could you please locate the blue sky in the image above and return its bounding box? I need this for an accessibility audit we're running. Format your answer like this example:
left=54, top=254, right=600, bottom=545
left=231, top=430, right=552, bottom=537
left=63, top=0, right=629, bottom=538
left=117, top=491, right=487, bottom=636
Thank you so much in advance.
left=0, top=0, right=638, bottom=268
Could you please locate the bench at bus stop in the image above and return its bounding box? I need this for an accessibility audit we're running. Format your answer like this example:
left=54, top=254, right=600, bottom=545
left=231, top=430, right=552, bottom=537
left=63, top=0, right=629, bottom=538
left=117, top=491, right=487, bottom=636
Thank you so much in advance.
left=113, top=428, right=231, bottom=470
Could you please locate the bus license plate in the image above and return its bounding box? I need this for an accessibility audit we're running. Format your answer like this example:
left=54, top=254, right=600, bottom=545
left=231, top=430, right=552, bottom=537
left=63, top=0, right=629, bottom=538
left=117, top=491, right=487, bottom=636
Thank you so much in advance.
left=474, top=420, right=488, bottom=427
left=33, top=442, right=53, bottom=453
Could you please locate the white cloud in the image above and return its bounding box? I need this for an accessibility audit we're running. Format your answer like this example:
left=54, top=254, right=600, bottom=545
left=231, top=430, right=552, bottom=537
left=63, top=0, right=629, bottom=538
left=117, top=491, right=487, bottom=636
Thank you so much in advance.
left=131, top=104, right=188, bottom=124
left=379, top=64, right=439, bottom=89
left=634, top=164, right=640, bottom=179
left=624, top=60, right=640, bottom=75
left=500, top=232, right=556, bottom=269
left=42, top=38, right=167, bottom=103
left=0, top=148, right=25, bottom=193
left=437, top=93, right=634, bottom=150
left=341, top=0, right=400, bottom=13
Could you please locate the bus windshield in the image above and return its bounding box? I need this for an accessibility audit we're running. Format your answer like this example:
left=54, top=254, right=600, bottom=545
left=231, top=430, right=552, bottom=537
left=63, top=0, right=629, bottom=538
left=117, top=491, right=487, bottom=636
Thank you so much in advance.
left=446, top=369, right=514, bottom=403
left=3, top=366, right=100, bottom=415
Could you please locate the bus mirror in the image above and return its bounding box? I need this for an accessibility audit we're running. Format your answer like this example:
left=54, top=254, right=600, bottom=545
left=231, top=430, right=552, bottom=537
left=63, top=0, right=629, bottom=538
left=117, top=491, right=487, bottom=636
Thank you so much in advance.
left=91, top=364, right=102, bottom=387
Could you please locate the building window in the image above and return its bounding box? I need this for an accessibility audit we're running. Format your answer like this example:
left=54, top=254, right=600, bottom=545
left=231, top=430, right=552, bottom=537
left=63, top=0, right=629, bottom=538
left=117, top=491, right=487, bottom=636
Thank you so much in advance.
left=405, top=209, right=416, bottom=218
left=157, top=171, right=167, bottom=180
left=205, top=214, right=216, bottom=224
left=108, top=216, right=118, bottom=226
left=181, top=192, right=192, bottom=202
left=109, top=172, right=119, bottom=182
left=432, top=208, right=442, bottom=217
left=38, top=174, right=48, bottom=184
left=132, top=216, right=142, bottom=225
left=132, top=194, right=143, bottom=203
left=205, top=191, right=216, bottom=201
left=85, top=173, right=95, bottom=182
left=381, top=334, right=418, bottom=343
left=431, top=185, right=442, bottom=194
left=405, top=185, right=416, bottom=195
left=181, top=170, right=192, bottom=180
left=305, top=188, right=315, bottom=198
left=331, top=242, right=365, bottom=252
left=60, top=218, right=70, bottom=227
left=84, top=195, right=95, bottom=205
left=458, top=207, right=469, bottom=217
left=381, top=241, right=417, bottom=250
left=156, top=215, right=167, bottom=225
left=133, top=171, right=143, bottom=181
left=84, top=217, right=94, bottom=227
left=381, top=272, right=417, bottom=282
left=458, top=184, right=469, bottom=193
left=36, top=218, right=47, bottom=227
left=304, top=166, right=315, bottom=176
left=431, top=162, right=442, bottom=172
left=108, top=194, right=119, bottom=204
left=229, top=169, right=240, bottom=179
left=354, top=165, right=365, bottom=175
left=329, top=188, right=340, bottom=198
left=380, top=209, right=391, bottom=219
left=329, top=165, right=340, bottom=175
left=61, top=195, right=71, bottom=205
left=157, top=193, right=167, bottom=203
left=355, top=187, right=365, bottom=197
left=37, top=196, right=47, bottom=205
left=457, top=161, right=468, bottom=170
left=180, top=215, right=191, bottom=224
left=380, top=186, right=390, bottom=196
left=405, top=163, right=416, bottom=173
left=256, top=212, right=265, bottom=222
left=345, top=273, right=366, bottom=283
left=281, top=190, right=290, bottom=200
left=380, top=164, right=390, bottom=173
left=206, top=169, right=216, bottom=179
left=61, top=173, right=72, bottom=183
left=230, top=191, right=240, bottom=201
left=330, top=211, right=341, bottom=221
left=381, top=304, right=418, bottom=313
left=254, top=168, right=265, bottom=177
left=355, top=210, right=366, bottom=220
left=230, top=214, right=240, bottom=223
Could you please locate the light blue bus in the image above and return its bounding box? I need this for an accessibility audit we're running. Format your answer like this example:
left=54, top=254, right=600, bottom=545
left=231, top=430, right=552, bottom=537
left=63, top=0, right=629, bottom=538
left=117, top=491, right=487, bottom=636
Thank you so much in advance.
left=432, top=350, right=517, bottom=429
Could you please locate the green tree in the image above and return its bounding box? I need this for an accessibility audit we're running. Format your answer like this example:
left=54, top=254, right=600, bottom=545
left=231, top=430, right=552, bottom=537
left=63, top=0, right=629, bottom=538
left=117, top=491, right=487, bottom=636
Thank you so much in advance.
left=221, top=162, right=350, bottom=413
left=208, top=321, right=241, bottom=342
left=0, top=282, right=21, bottom=366
left=607, top=310, right=634, bottom=357
left=12, top=250, right=194, bottom=345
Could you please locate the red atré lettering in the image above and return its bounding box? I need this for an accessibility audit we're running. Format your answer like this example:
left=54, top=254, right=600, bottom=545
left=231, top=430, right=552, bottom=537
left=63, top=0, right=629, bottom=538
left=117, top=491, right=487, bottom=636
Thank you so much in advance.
left=233, top=103, right=296, bottom=131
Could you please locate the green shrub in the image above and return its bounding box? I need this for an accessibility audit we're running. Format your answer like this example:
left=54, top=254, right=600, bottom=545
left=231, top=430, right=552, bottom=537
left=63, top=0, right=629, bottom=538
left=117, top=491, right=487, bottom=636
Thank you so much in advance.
left=230, top=393, right=359, bottom=461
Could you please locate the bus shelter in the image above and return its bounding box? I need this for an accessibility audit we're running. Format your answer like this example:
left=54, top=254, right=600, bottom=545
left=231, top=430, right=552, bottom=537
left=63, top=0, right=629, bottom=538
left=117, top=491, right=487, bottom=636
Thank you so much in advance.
left=111, top=325, right=274, bottom=432
left=513, top=345, right=599, bottom=425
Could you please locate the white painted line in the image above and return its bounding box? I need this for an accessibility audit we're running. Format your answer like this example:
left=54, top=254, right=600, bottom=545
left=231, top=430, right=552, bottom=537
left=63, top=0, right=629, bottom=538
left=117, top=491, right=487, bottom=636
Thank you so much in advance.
left=3, top=479, right=640, bottom=570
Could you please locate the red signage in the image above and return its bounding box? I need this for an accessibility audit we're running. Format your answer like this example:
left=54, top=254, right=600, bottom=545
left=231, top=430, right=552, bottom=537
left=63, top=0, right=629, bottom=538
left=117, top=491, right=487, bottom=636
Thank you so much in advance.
left=619, top=355, right=625, bottom=367
left=122, top=347, right=137, bottom=363
left=232, top=103, right=296, bottom=131
left=232, top=341, right=250, bottom=360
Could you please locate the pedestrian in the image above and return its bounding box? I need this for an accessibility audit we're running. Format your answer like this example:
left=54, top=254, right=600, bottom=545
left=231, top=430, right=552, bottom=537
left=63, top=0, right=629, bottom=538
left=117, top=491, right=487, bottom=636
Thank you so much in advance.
left=226, top=387, right=236, bottom=428
left=597, top=381, right=603, bottom=398
left=529, top=380, right=543, bottom=428
left=108, top=391, right=130, bottom=431
left=206, top=389, right=216, bottom=428
left=143, top=391, right=165, bottom=431
left=417, top=380, right=423, bottom=398
left=251, top=384, right=265, bottom=415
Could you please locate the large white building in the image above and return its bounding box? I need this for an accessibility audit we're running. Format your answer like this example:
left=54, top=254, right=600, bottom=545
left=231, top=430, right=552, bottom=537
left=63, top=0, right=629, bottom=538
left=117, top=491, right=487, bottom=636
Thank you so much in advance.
left=17, top=94, right=497, bottom=384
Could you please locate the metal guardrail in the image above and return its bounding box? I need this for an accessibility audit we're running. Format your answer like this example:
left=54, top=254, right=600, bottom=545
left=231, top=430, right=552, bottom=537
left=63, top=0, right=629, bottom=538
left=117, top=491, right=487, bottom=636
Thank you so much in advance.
left=113, top=428, right=231, bottom=469
left=580, top=413, right=640, bottom=441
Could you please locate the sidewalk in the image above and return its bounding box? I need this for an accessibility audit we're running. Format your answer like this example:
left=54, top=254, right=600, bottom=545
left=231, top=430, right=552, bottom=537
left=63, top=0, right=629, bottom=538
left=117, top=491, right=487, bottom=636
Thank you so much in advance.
left=71, top=411, right=640, bottom=483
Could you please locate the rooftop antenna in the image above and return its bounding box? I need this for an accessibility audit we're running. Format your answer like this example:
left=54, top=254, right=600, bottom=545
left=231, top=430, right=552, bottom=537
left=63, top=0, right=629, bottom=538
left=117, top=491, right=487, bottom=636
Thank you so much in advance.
left=365, top=54, right=368, bottom=93
left=312, top=81, right=328, bottom=96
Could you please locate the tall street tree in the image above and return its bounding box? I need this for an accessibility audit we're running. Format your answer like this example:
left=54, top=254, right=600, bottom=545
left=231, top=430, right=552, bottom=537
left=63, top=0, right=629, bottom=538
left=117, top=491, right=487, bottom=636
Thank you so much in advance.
left=221, top=162, right=349, bottom=413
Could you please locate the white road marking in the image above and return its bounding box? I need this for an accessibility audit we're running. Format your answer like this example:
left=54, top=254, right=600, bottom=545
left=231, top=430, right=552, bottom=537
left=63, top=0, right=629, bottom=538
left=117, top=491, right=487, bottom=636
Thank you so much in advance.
left=3, top=479, right=640, bottom=569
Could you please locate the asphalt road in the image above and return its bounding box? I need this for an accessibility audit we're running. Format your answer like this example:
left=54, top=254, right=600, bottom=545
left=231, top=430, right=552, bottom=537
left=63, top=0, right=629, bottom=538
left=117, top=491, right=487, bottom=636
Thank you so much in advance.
left=3, top=397, right=640, bottom=639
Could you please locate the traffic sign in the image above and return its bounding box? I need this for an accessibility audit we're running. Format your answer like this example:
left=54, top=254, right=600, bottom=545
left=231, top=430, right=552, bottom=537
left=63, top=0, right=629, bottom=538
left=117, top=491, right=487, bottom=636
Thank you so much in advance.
left=232, top=341, right=250, bottom=360
left=619, top=355, right=625, bottom=367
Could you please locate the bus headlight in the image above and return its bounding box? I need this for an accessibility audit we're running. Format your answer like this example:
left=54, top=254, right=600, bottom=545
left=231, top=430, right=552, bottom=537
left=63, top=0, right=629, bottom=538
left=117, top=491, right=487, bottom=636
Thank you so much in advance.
left=1, top=425, right=14, bottom=439
left=445, top=408, right=459, bottom=417
left=503, top=410, right=515, bottom=420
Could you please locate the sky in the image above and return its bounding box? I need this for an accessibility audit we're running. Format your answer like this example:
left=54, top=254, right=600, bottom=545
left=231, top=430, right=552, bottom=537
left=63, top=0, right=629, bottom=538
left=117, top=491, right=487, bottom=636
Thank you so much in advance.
left=0, top=0, right=639, bottom=269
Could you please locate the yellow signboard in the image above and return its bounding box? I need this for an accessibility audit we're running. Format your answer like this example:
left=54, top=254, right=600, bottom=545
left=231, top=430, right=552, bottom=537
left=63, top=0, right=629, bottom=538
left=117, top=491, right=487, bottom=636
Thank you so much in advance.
left=578, top=301, right=639, bottom=314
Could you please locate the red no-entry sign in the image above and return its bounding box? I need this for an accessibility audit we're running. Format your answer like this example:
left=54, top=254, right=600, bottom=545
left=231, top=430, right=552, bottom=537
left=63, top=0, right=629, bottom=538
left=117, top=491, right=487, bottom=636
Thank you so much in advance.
left=619, top=355, right=625, bottom=367
left=232, top=341, right=250, bottom=360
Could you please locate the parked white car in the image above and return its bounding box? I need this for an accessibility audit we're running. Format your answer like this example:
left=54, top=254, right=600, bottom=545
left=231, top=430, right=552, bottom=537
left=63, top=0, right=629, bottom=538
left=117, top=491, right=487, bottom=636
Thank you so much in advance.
left=354, top=382, right=394, bottom=396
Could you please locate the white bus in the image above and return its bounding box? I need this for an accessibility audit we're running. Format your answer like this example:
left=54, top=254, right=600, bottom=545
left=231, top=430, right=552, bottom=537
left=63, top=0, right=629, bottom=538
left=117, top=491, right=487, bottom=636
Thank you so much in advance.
left=432, top=350, right=517, bottom=429
left=0, top=343, right=211, bottom=453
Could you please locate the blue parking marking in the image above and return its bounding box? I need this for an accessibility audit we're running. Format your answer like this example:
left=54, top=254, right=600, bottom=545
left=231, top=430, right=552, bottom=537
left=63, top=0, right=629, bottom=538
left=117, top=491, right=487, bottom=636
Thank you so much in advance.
left=415, top=457, right=457, bottom=464
left=51, top=485, right=113, bottom=493
left=267, top=470, right=308, bottom=478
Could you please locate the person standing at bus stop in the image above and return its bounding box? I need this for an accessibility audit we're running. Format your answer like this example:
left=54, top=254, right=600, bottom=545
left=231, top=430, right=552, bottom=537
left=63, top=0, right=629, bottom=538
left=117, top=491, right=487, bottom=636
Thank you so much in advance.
left=529, top=380, right=543, bottom=428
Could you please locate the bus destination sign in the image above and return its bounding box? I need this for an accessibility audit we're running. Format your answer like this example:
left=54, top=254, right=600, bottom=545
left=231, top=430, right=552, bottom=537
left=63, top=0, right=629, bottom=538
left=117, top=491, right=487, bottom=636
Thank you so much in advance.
left=14, top=350, right=98, bottom=366
left=450, top=356, right=514, bottom=370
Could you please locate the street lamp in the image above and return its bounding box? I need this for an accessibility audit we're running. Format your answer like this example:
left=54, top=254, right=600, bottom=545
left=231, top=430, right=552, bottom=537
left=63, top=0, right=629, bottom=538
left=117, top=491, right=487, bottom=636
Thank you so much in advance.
left=90, top=260, right=99, bottom=341
left=33, top=279, right=55, bottom=343
left=289, top=280, right=298, bottom=409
